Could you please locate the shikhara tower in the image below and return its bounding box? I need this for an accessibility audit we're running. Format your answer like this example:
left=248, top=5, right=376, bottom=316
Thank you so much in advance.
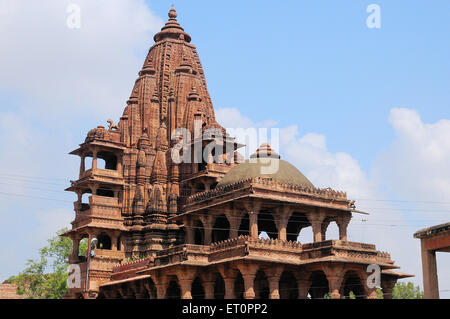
left=64, top=7, right=411, bottom=299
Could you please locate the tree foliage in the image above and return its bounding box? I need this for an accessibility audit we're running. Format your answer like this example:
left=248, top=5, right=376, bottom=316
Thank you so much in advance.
left=392, top=282, right=423, bottom=299
left=9, top=228, right=87, bottom=299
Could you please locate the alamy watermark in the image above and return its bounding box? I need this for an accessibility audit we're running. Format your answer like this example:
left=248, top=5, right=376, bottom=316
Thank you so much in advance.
left=171, top=121, right=281, bottom=174
left=66, top=3, right=81, bottom=29
left=366, top=4, right=381, bottom=29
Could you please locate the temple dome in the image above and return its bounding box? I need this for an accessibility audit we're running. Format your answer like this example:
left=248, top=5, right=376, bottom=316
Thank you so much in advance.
left=217, top=144, right=314, bottom=188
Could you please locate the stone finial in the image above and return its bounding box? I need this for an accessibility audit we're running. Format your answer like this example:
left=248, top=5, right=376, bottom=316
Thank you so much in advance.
left=250, top=143, right=281, bottom=159
left=169, top=5, right=177, bottom=19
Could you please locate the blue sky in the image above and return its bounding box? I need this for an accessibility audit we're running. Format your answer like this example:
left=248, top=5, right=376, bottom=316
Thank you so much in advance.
left=0, top=0, right=449, bottom=297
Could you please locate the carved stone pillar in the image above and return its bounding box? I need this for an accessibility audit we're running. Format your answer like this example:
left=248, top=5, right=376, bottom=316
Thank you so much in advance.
left=201, top=215, right=214, bottom=245
left=92, top=149, right=98, bottom=170
left=249, top=211, right=258, bottom=239
left=184, top=216, right=194, bottom=244
left=244, top=201, right=261, bottom=239
left=225, top=208, right=241, bottom=239
left=323, top=264, right=346, bottom=299
left=366, top=288, right=378, bottom=299
left=204, top=281, right=215, bottom=299
left=380, top=277, right=397, bottom=299
left=80, top=155, right=85, bottom=176
left=179, top=279, right=193, bottom=299
left=224, top=278, right=236, bottom=299
left=336, top=214, right=351, bottom=241
left=321, top=220, right=330, bottom=241
left=327, top=275, right=344, bottom=299
left=111, top=233, right=118, bottom=251
left=242, top=274, right=256, bottom=299
left=297, top=279, right=312, bottom=299
left=268, top=276, right=280, bottom=299
left=306, top=209, right=326, bottom=243
left=275, top=206, right=293, bottom=242
left=71, top=236, right=80, bottom=260
left=155, top=284, right=167, bottom=299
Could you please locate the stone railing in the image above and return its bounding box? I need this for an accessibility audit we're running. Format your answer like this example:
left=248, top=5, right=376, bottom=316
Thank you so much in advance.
left=210, top=236, right=302, bottom=252
left=112, top=257, right=153, bottom=273
left=302, top=240, right=376, bottom=251
left=111, top=238, right=392, bottom=274
left=185, top=177, right=348, bottom=205
left=93, top=168, right=122, bottom=179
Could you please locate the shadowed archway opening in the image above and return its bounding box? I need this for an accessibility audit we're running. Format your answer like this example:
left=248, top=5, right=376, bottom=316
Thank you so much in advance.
left=286, top=212, right=309, bottom=242
left=97, top=151, right=118, bottom=170
left=212, top=214, right=230, bottom=243
left=254, top=270, right=269, bottom=299
left=258, top=210, right=277, bottom=239
left=97, top=233, right=112, bottom=250
left=234, top=272, right=244, bottom=299
left=308, top=271, right=329, bottom=299
left=146, top=278, right=157, bottom=299
left=167, top=280, right=181, bottom=299
left=194, top=220, right=205, bottom=245
left=192, top=277, right=205, bottom=299
left=279, top=271, right=298, bottom=299
left=96, top=186, right=115, bottom=198
left=342, top=271, right=366, bottom=299
left=214, top=273, right=225, bottom=299
left=238, top=214, right=249, bottom=237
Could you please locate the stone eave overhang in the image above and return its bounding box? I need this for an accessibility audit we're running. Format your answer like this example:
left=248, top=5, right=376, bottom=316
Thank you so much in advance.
left=414, top=222, right=450, bottom=239
left=178, top=178, right=367, bottom=217
left=69, top=140, right=126, bottom=156
left=187, top=136, right=245, bottom=149
left=65, top=176, right=125, bottom=192
left=61, top=223, right=126, bottom=237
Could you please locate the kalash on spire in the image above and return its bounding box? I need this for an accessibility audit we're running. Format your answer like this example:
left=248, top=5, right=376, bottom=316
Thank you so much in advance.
left=63, top=6, right=412, bottom=299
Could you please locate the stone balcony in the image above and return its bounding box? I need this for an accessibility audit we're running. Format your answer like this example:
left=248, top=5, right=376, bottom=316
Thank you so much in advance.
left=80, top=168, right=123, bottom=181
left=72, top=195, right=122, bottom=229
left=111, top=236, right=395, bottom=276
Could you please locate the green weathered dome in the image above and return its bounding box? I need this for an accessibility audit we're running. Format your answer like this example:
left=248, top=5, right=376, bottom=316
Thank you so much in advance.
left=218, top=158, right=314, bottom=188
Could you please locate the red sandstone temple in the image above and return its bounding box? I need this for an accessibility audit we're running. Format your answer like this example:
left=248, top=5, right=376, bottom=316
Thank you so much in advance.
left=63, top=6, right=411, bottom=299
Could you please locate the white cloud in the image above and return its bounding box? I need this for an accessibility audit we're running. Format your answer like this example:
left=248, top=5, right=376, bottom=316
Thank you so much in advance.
left=0, top=0, right=163, bottom=120
left=0, top=0, right=163, bottom=280
left=373, top=108, right=450, bottom=207
left=216, top=107, right=278, bottom=129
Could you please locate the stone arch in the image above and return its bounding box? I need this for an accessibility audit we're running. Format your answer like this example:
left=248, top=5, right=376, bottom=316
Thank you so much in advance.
left=191, top=276, right=205, bottom=299
left=97, top=150, right=118, bottom=170
left=341, top=270, right=366, bottom=299
left=167, top=279, right=181, bottom=299
left=78, top=235, right=89, bottom=258
left=212, top=214, right=230, bottom=243
left=238, top=213, right=249, bottom=236
left=234, top=271, right=244, bottom=299
left=97, top=232, right=112, bottom=250
left=214, top=273, right=225, bottom=299
left=116, top=236, right=121, bottom=251
left=254, top=269, right=270, bottom=299
left=286, top=212, right=309, bottom=242
left=80, top=190, right=91, bottom=210
left=324, top=219, right=339, bottom=241
left=96, top=186, right=115, bottom=198
left=194, top=220, right=205, bottom=245
left=145, top=278, right=157, bottom=299
left=279, top=271, right=298, bottom=299
left=308, top=271, right=329, bottom=299
left=258, top=210, right=277, bottom=239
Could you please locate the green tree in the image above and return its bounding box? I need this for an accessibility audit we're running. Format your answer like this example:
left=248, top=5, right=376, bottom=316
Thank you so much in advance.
left=392, top=282, right=423, bottom=299
left=9, top=228, right=87, bottom=299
